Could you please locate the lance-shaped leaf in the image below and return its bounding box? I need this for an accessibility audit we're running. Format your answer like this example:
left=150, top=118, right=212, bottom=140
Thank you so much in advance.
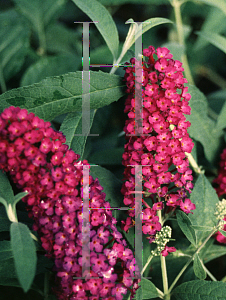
left=60, top=110, right=95, bottom=159
left=72, top=0, right=119, bottom=61
left=176, top=210, right=196, bottom=246
left=10, top=222, right=37, bottom=293
left=193, top=254, right=206, bottom=280
left=0, top=71, right=125, bottom=121
left=196, top=31, right=226, bottom=55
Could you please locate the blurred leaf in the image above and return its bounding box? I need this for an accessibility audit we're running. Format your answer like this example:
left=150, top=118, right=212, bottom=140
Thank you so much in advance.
left=0, top=170, right=14, bottom=204
left=89, top=148, right=124, bottom=165
left=90, top=165, right=123, bottom=207
left=193, top=254, right=206, bottom=280
left=10, top=222, right=37, bottom=293
left=186, top=84, right=221, bottom=162
left=172, top=280, right=226, bottom=300
left=216, top=100, right=226, bottom=131
left=191, top=225, right=213, bottom=231
left=0, top=240, right=13, bottom=260
left=202, top=244, right=226, bottom=263
left=189, top=174, right=218, bottom=243
left=194, top=0, right=226, bottom=15
left=60, top=110, right=95, bottom=159
left=196, top=31, right=226, bottom=54
left=72, top=0, right=119, bottom=61
left=98, top=0, right=168, bottom=4
left=194, top=7, right=226, bottom=51
left=207, top=90, right=226, bottom=114
left=126, top=18, right=173, bottom=52
left=0, top=207, right=11, bottom=232
left=176, top=211, right=196, bottom=246
left=0, top=71, right=125, bottom=121
left=0, top=9, right=29, bottom=82
left=13, top=0, right=66, bottom=30
left=21, top=54, right=79, bottom=86
left=46, top=23, right=81, bottom=55
left=162, top=42, right=184, bottom=61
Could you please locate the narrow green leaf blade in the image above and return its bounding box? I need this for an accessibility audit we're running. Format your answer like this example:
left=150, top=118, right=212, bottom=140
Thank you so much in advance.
left=191, top=225, right=213, bottom=231
left=186, top=84, right=221, bottom=162
left=126, top=18, right=173, bottom=51
left=193, top=254, right=206, bottom=280
left=172, top=280, right=226, bottom=300
left=21, top=54, right=79, bottom=86
left=10, top=222, right=37, bottom=292
left=72, top=0, right=119, bottom=61
left=176, top=210, right=196, bottom=246
left=189, top=174, right=219, bottom=243
left=196, top=0, right=226, bottom=16
left=60, top=110, right=95, bottom=159
left=215, top=99, right=226, bottom=132
left=13, top=192, right=29, bottom=206
left=14, top=0, right=65, bottom=29
left=196, top=31, right=226, bottom=54
left=0, top=71, right=125, bottom=121
left=0, top=9, right=30, bottom=81
left=0, top=170, right=14, bottom=204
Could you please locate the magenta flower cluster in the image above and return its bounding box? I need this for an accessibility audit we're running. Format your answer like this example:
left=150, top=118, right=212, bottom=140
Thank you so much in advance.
left=0, top=106, right=140, bottom=300
left=121, top=46, right=196, bottom=251
left=214, top=148, right=226, bottom=243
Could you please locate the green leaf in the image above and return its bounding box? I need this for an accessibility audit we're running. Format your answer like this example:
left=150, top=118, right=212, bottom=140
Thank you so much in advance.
left=72, top=0, right=119, bottom=61
left=13, top=0, right=66, bottom=31
left=0, top=240, right=13, bottom=260
left=60, top=110, right=95, bottom=159
left=0, top=170, right=14, bottom=204
left=13, top=192, right=29, bottom=206
left=0, top=9, right=29, bottom=82
left=0, top=71, right=125, bottom=121
left=196, top=31, right=226, bottom=54
left=172, top=280, right=226, bottom=300
left=46, top=23, right=80, bottom=55
left=99, top=0, right=168, bottom=5
left=90, top=166, right=123, bottom=207
left=126, top=18, right=173, bottom=52
left=21, top=54, right=80, bottom=86
left=176, top=210, right=196, bottom=246
left=216, top=99, right=226, bottom=132
left=193, top=254, right=206, bottom=280
left=10, top=222, right=37, bottom=292
left=89, top=147, right=124, bottom=165
left=202, top=243, right=226, bottom=264
left=135, top=278, right=159, bottom=299
left=191, top=225, right=213, bottom=231
left=186, top=84, right=221, bottom=162
left=195, top=0, right=226, bottom=16
left=189, top=174, right=219, bottom=243
left=194, top=7, right=226, bottom=51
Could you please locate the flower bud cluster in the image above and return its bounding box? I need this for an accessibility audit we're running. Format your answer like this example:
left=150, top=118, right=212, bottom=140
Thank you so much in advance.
left=121, top=46, right=196, bottom=251
left=213, top=148, right=226, bottom=243
left=151, top=226, right=175, bottom=257
left=0, top=106, right=140, bottom=300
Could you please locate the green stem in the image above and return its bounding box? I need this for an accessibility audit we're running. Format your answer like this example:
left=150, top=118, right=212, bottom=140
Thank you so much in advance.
left=185, top=152, right=202, bottom=174
left=157, top=209, right=169, bottom=299
left=167, top=227, right=218, bottom=295
left=171, top=0, right=194, bottom=85
left=203, top=264, right=217, bottom=281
